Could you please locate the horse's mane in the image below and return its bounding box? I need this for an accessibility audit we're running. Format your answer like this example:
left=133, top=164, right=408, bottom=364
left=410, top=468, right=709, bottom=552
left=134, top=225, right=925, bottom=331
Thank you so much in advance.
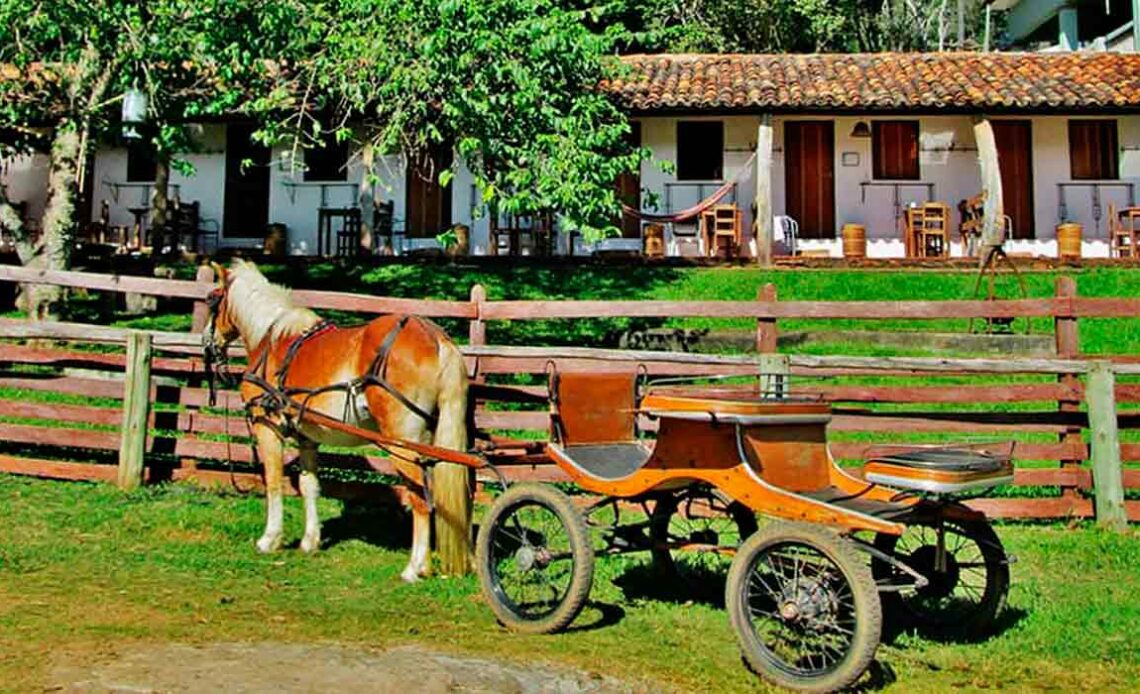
left=225, top=259, right=320, bottom=346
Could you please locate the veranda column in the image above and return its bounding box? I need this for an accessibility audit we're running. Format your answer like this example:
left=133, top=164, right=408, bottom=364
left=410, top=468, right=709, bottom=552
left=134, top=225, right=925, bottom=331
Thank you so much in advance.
left=973, top=116, right=1005, bottom=261
left=754, top=114, right=774, bottom=267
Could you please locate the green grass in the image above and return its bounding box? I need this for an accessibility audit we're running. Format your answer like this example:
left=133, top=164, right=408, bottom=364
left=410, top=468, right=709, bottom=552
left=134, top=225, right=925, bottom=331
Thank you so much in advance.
left=2, top=475, right=1139, bottom=693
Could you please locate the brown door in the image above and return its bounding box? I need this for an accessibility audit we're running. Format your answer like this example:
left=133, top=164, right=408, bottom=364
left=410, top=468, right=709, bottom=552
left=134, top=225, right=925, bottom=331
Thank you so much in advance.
left=784, top=121, right=835, bottom=239
left=992, top=121, right=1034, bottom=240
left=617, top=122, right=642, bottom=238
left=405, top=147, right=454, bottom=238
left=223, top=123, right=271, bottom=238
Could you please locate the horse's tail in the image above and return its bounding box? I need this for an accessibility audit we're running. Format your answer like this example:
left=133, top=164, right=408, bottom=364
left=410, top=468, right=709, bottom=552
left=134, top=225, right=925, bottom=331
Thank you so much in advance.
left=432, top=338, right=468, bottom=452
left=431, top=336, right=472, bottom=572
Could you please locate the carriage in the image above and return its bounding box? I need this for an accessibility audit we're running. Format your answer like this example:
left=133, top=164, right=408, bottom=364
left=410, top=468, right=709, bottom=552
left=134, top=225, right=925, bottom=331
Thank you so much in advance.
left=472, top=371, right=1013, bottom=693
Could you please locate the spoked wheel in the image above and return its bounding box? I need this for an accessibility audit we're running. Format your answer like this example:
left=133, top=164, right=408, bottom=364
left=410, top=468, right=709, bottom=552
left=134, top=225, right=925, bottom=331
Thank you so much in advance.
left=873, top=511, right=1009, bottom=639
left=727, top=524, right=881, bottom=693
left=475, top=484, right=594, bottom=634
left=650, top=488, right=758, bottom=580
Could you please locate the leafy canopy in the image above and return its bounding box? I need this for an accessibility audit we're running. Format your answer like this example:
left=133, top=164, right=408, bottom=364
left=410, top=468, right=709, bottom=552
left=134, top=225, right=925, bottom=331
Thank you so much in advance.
left=261, top=0, right=645, bottom=240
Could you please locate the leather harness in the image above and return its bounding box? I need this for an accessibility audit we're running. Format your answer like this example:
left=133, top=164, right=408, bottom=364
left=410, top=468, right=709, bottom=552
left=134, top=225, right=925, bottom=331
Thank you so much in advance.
left=239, top=314, right=439, bottom=438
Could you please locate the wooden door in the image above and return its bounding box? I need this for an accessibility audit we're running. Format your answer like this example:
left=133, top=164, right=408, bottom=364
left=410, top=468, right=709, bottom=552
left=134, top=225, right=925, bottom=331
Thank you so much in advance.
left=223, top=124, right=271, bottom=238
left=992, top=121, right=1034, bottom=239
left=405, top=147, right=454, bottom=238
left=784, top=121, right=835, bottom=239
left=617, top=122, right=642, bottom=238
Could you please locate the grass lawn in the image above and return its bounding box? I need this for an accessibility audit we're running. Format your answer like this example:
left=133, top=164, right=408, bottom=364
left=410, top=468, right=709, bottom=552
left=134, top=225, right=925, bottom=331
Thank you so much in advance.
left=2, top=475, right=1139, bottom=693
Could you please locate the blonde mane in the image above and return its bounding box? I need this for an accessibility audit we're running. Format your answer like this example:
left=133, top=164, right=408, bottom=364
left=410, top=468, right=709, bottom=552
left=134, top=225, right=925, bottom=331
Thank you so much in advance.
left=224, top=260, right=320, bottom=346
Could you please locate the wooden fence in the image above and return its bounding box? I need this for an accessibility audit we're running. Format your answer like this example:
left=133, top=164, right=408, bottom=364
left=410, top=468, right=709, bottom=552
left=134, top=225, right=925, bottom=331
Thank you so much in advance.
left=0, top=264, right=1135, bottom=528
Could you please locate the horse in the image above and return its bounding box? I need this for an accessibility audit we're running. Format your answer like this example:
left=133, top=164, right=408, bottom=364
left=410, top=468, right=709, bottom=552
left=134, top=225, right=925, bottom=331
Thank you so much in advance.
left=202, top=259, right=469, bottom=582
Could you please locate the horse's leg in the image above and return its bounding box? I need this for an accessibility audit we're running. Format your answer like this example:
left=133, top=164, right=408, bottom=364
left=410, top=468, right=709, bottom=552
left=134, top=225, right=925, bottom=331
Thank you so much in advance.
left=298, top=439, right=322, bottom=553
left=254, top=423, right=286, bottom=553
left=403, top=487, right=432, bottom=583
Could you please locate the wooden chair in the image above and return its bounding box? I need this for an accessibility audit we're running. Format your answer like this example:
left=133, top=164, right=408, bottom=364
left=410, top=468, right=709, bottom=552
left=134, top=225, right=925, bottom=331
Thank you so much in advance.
left=372, top=199, right=395, bottom=254
left=703, top=204, right=742, bottom=258
left=917, top=203, right=950, bottom=258
left=1109, top=203, right=1139, bottom=258
left=334, top=208, right=364, bottom=257
left=958, top=193, right=985, bottom=256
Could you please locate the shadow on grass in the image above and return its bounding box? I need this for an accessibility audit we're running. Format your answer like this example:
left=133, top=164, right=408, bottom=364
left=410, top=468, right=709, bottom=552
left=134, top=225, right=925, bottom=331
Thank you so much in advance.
left=880, top=605, right=1029, bottom=646
left=564, top=601, right=627, bottom=634
left=613, top=561, right=731, bottom=609
left=320, top=497, right=413, bottom=551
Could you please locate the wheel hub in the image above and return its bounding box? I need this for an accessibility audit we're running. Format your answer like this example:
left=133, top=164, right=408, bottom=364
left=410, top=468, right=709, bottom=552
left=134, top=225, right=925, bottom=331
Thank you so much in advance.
left=690, top=528, right=719, bottom=545
left=909, top=545, right=960, bottom=600
left=514, top=546, right=536, bottom=572
left=779, top=577, right=837, bottom=627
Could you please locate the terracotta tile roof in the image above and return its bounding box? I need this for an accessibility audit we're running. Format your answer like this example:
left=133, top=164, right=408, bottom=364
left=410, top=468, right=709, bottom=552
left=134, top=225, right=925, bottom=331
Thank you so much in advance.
left=609, top=53, right=1140, bottom=113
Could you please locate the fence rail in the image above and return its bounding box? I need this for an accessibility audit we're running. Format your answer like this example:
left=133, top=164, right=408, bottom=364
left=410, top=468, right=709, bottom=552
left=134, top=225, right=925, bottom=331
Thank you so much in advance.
left=0, top=265, right=1135, bottom=527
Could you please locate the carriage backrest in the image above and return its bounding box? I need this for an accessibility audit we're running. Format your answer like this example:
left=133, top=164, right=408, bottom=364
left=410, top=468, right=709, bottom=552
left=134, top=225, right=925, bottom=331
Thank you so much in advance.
left=551, top=372, right=638, bottom=445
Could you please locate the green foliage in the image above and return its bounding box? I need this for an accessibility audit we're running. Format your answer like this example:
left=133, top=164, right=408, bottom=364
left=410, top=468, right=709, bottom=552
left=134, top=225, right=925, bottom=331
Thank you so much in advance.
left=257, top=0, right=644, bottom=241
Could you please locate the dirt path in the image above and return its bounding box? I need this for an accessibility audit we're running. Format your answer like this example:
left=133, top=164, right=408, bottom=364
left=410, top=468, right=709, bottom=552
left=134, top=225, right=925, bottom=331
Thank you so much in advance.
left=50, top=642, right=645, bottom=693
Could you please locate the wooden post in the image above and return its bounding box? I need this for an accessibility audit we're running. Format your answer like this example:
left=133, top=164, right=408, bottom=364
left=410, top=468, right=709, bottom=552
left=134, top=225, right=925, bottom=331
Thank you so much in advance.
left=117, top=331, right=153, bottom=491
left=1086, top=361, right=1127, bottom=531
left=468, top=283, right=486, bottom=383
left=190, top=264, right=216, bottom=332
left=756, top=283, right=783, bottom=396
left=973, top=117, right=1005, bottom=254
left=754, top=114, right=774, bottom=267
left=1054, top=277, right=1081, bottom=503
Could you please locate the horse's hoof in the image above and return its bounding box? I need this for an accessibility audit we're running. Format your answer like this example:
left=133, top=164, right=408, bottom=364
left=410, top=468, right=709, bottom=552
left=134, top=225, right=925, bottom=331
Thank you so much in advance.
left=300, top=535, right=321, bottom=553
left=400, top=568, right=420, bottom=583
left=256, top=535, right=281, bottom=554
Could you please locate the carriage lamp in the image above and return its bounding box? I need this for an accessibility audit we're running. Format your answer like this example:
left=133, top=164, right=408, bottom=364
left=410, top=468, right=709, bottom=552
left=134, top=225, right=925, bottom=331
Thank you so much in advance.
left=850, top=121, right=871, bottom=138
left=121, top=86, right=148, bottom=140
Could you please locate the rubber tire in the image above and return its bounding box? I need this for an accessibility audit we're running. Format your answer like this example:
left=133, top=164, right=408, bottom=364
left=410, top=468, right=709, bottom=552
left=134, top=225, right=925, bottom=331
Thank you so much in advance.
left=475, top=484, right=594, bottom=634
left=726, top=523, right=882, bottom=693
left=650, top=489, right=758, bottom=578
left=873, top=513, right=1009, bottom=639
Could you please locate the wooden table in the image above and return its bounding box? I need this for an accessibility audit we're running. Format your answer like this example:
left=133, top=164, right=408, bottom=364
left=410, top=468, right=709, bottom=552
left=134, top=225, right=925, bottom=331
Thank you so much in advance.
left=127, top=207, right=149, bottom=249
left=317, top=207, right=362, bottom=257
left=902, top=203, right=951, bottom=258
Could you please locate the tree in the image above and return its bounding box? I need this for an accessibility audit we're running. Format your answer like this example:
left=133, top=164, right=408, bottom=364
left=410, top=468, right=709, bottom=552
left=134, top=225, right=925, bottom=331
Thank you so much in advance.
left=259, top=0, right=645, bottom=241
left=0, top=0, right=306, bottom=318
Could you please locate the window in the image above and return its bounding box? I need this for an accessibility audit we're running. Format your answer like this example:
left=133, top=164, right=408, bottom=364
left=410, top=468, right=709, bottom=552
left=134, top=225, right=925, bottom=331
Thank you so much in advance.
left=872, top=121, right=920, bottom=180
left=126, top=142, right=157, bottom=182
left=304, top=136, right=349, bottom=182
left=1069, top=120, right=1118, bottom=180
left=676, top=121, right=724, bottom=180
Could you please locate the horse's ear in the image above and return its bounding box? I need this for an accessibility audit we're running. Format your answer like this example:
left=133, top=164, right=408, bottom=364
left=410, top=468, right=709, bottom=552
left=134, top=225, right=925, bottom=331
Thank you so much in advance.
left=209, top=261, right=228, bottom=285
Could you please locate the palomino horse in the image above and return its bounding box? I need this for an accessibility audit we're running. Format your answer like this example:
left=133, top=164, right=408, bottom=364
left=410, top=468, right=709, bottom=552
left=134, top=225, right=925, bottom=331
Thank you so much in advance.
left=203, top=259, right=469, bottom=582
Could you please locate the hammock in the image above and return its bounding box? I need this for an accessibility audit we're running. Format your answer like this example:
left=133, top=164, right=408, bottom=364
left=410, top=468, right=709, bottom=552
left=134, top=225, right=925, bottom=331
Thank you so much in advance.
left=622, top=151, right=758, bottom=224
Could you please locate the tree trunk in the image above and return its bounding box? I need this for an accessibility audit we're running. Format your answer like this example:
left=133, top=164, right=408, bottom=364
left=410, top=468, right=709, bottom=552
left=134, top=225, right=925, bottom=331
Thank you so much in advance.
left=28, top=123, right=83, bottom=320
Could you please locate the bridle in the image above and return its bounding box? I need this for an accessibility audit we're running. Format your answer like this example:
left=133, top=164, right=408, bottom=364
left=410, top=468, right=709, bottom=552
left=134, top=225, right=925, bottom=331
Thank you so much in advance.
left=202, top=287, right=238, bottom=406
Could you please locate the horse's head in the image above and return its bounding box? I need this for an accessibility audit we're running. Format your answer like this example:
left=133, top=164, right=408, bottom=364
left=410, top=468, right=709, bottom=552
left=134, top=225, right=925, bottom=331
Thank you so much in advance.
left=203, top=261, right=240, bottom=352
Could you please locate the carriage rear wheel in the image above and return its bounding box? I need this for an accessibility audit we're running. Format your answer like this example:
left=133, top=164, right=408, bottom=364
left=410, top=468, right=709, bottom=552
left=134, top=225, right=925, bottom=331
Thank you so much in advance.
left=726, top=523, right=881, bottom=693
left=873, top=512, right=1009, bottom=639
left=650, top=488, right=757, bottom=581
left=476, top=484, right=594, bottom=634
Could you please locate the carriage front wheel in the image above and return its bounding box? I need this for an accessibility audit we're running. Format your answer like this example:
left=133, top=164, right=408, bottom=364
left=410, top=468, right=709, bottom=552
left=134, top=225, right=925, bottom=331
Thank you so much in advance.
left=476, top=484, right=594, bottom=634
left=726, top=523, right=881, bottom=693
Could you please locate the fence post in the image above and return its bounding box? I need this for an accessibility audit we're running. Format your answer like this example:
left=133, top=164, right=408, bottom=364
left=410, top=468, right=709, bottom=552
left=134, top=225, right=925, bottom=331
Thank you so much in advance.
left=1054, top=277, right=1081, bottom=502
left=1086, top=360, right=1127, bottom=531
left=117, top=331, right=153, bottom=491
left=191, top=264, right=216, bottom=332
left=757, top=284, right=784, bottom=395
left=468, top=283, right=486, bottom=383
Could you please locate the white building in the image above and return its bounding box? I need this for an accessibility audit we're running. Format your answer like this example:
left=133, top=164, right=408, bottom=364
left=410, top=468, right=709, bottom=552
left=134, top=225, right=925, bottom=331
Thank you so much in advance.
left=5, top=51, right=1140, bottom=259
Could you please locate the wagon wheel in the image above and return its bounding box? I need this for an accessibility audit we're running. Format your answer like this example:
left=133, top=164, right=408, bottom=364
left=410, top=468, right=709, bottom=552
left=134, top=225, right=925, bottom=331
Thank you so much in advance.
left=872, top=512, right=1009, bottom=639
left=726, top=523, right=881, bottom=693
left=475, top=484, right=594, bottom=634
left=650, top=488, right=758, bottom=582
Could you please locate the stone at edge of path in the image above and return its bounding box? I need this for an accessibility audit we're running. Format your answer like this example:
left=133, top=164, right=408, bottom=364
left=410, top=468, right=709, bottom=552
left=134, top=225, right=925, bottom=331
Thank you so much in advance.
left=50, top=642, right=651, bottom=694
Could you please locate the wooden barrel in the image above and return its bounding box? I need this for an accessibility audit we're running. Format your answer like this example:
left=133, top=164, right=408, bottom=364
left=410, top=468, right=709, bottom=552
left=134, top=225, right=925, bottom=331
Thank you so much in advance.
left=263, top=224, right=288, bottom=258
left=841, top=224, right=866, bottom=258
left=1056, top=223, right=1082, bottom=259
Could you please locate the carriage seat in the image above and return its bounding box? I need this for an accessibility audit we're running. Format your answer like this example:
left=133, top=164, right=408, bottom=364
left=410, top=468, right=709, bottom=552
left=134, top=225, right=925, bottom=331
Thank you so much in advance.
left=548, top=371, right=652, bottom=480
left=867, top=448, right=1009, bottom=474
left=863, top=447, right=1014, bottom=494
